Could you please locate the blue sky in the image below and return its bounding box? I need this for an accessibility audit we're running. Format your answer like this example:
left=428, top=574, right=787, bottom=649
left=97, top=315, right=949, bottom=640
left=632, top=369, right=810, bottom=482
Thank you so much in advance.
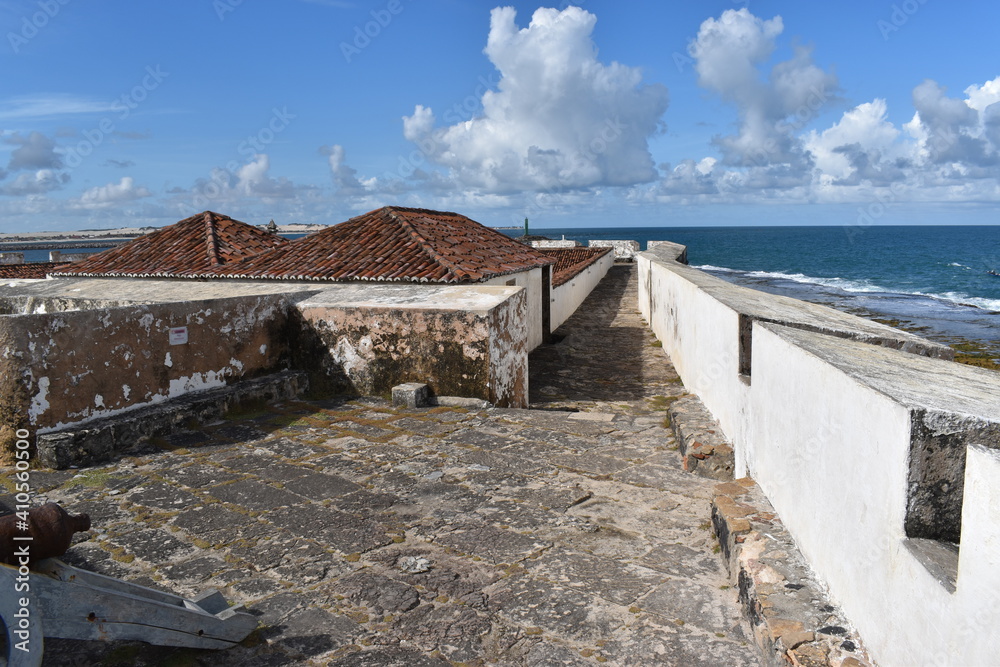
left=1, top=0, right=999, bottom=232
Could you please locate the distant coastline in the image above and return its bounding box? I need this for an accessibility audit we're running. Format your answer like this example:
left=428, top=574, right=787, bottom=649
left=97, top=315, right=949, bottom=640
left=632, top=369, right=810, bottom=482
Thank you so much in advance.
left=0, top=223, right=328, bottom=250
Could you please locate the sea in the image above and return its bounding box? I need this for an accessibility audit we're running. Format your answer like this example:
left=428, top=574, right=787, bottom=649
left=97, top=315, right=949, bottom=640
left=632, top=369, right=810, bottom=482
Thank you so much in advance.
left=502, top=225, right=1000, bottom=359
left=15, top=225, right=1000, bottom=358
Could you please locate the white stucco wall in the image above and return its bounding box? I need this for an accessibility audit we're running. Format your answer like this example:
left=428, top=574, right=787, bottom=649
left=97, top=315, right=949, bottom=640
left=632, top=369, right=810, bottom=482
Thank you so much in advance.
left=750, top=323, right=1000, bottom=667
left=638, top=247, right=952, bottom=478
left=639, top=246, right=1000, bottom=665
left=640, top=252, right=751, bottom=472
left=483, top=266, right=544, bottom=351
left=550, top=251, right=614, bottom=330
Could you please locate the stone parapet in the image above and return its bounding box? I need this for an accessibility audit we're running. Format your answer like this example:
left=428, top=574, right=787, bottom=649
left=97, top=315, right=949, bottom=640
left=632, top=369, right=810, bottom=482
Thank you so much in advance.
left=668, top=394, right=734, bottom=480
left=712, top=479, right=873, bottom=667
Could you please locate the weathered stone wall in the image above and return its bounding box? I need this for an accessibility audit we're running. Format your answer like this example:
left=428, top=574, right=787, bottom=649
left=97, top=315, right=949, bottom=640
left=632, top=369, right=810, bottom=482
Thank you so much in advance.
left=589, top=239, right=640, bottom=261
left=49, top=251, right=98, bottom=262
left=488, top=289, right=529, bottom=407
left=0, top=294, right=291, bottom=433
left=293, top=285, right=528, bottom=407
left=0, top=279, right=532, bottom=454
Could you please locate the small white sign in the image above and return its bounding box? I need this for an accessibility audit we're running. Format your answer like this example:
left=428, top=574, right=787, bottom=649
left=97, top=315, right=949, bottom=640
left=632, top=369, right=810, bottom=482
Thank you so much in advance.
left=169, top=327, right=189, bottom=345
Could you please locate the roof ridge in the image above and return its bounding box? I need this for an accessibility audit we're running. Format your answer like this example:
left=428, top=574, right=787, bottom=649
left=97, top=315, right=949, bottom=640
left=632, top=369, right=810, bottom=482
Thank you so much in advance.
left=386, top=208, right=473, bottom=281
left=204, top=211, right=222, bottom=267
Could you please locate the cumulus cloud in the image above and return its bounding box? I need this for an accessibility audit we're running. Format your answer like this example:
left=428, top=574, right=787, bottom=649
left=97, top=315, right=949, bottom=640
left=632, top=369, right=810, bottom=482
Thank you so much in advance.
left=234, top=154, right=301, bottom=198
left=804, top=99, right=903, bottom=184
left=72, top=177, right=151, bottom=209
left=658, top=158, right=720, bottom=196
left=184, top=154, right=315, bottom=211
left=0, top=169, right=69, bottom=196
left=5, top=131, right=63, bottom=170
left=319, top=144, right=368, bottom=195
left=644, top=8, right=1000, bottom=205
left=907, top=79, right=997, bottom=166
left=689, top=9, right=838, bottom=169
left=400, top=6, right=669, bottom=192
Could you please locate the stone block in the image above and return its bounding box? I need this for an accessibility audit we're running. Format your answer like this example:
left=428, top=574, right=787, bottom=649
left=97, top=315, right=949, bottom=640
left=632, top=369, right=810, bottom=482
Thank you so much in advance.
left=392, top=383, right=430, bottom=409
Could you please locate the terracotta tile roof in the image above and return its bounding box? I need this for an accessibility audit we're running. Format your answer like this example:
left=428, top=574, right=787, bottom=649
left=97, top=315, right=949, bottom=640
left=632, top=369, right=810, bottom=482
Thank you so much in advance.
left=209, top=206, right=555, bottom=283
left=51, top=211, right=287, bottom=278
left=546, top=247, right=613, bottom=287
left=0, top=262, right=69, bottom=279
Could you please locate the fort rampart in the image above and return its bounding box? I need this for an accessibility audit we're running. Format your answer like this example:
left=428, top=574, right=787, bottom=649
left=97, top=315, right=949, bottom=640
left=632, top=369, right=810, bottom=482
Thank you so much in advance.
left=638, top=244, right=1000, bottom=666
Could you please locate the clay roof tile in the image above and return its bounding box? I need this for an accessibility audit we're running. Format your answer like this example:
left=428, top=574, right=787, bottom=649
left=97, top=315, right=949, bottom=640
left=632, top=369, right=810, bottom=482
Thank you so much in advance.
left=51, top=211, right=287, bottom=278
left=208, top=206, right=554, bottom=284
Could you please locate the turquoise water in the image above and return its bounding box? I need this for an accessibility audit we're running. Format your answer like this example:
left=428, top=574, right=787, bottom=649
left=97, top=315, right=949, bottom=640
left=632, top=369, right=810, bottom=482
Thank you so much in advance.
left=508, top=225, right=1000, bottom=356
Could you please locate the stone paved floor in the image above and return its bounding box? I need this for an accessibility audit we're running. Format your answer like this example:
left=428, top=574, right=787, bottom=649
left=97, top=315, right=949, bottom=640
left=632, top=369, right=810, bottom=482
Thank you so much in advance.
left=3, top=265, right=759, bottom=666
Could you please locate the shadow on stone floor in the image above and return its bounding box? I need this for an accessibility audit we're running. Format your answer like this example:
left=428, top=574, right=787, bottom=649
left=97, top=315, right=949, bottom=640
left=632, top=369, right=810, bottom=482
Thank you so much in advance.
left=530, top=264, right=679, bottom=410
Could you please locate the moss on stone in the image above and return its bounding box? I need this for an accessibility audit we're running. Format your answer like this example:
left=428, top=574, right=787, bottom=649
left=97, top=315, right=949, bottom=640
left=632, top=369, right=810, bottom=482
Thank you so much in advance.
left=950, top=340, right=1000, bottom=371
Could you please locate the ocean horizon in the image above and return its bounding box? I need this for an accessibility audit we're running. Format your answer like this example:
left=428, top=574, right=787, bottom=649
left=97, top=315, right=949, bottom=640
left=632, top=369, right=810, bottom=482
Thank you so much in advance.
left=502, top=225, right=1000, bottom=359
left=13, top=224, right=1000, bottom=359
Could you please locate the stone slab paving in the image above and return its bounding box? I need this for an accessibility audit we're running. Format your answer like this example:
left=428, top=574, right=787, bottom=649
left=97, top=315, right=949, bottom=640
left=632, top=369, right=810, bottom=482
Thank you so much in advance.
left=1, top=265, right=759, bottom=665
left=530, top=264, right=687, bottom=413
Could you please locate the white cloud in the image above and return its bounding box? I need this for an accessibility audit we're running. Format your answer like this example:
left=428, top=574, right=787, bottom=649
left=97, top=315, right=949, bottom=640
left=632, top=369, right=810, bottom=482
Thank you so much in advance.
left=236, top=154, right=302, bottom=198
left=5, top=131, right=63, bottom=170
left=804, top=99, right=902, bottom=183
left=0, top=169, right=69, bottom=196
left=183, top=154, right=315, bottom=212
left=0, top=94, right=114, bottom=121
left=689, top=9, right=838, bottom=169
left=645, top=8, right=1000, bottom=205
left=319, top=143, right=368, bottom=195
left=400, top=6, right=669, bottom=193
left=690, top=9, right=782, bottom=103
left=909, top=79, right=996, bottom=166
left=964, top=77, right=1000, bottom=113
left=72, top=177, right=151, bottom=209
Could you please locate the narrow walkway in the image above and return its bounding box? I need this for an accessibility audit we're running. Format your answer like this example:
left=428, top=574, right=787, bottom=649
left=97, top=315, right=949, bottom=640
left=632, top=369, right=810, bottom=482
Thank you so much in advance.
left=8, top=265, right=758, bottom=666
left=531, top=264, right=685, bottom=413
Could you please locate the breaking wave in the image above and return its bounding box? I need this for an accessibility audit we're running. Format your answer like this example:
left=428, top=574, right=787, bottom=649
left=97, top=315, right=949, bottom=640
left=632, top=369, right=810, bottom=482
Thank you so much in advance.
left=695, top=265, right=1000, bottom=313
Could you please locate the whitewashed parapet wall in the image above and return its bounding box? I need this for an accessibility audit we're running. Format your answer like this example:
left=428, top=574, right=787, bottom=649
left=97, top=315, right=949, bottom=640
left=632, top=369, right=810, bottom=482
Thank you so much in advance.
left=529, top=239, right=580, bottom=249
left=482, top=266, right=545, bottom=352
left=638, top=244, right=1000, bottom=666
left=550, top=250, right=614, bottom=330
